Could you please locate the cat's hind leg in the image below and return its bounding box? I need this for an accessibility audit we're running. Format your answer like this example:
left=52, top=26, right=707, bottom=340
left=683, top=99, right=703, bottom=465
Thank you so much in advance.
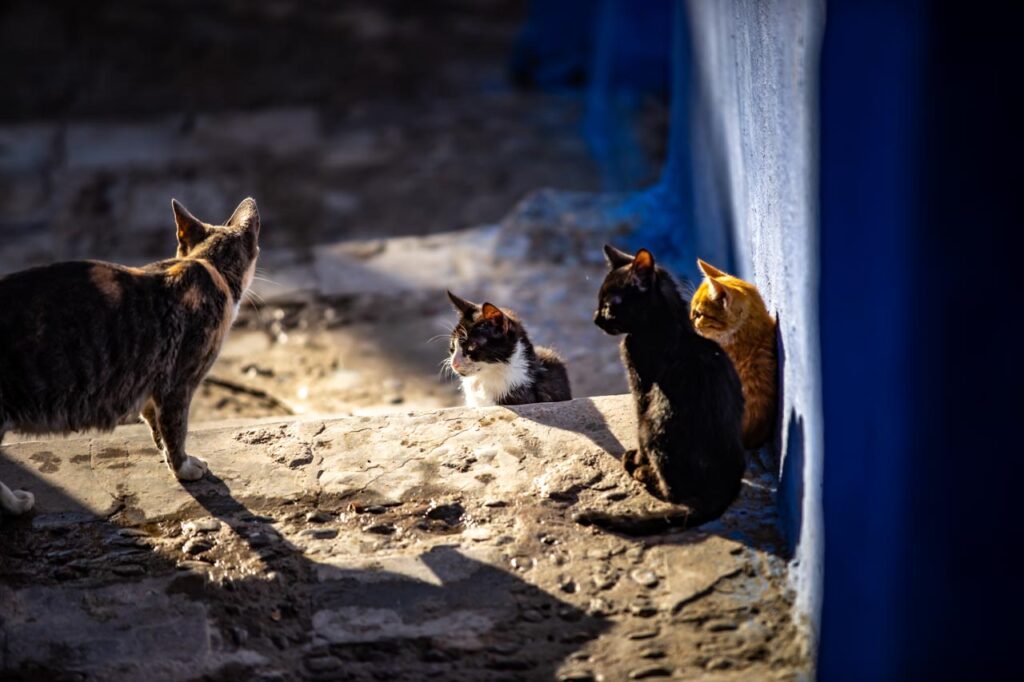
left=140, top=398, right=164, bottom=451
left=153, top=389, right=207, bottom=481
left=621, top=449, right=642, bottom=475
left=1, top=479, right=34, bottom=515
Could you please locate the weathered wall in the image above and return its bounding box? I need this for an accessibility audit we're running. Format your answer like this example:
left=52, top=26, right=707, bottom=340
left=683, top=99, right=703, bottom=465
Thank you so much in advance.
left=686, top=0, right=826, bottom=645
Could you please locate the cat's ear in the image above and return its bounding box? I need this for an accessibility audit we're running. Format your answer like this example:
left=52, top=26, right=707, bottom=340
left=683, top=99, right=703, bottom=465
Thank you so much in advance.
left=481, top=302, right=510, bottom=334
left=604, top=244, right=634, bottom=269
left=447, top=290, right=479, bottom=317
left=171, top=199, right=208, bottom=252
left=630, top=248, right=656, bottom=290
left=706, top=276, right=730, bottom=304
left=226, top=197, right=260, bottom=237
left=697, top=258, right=727, bottom=279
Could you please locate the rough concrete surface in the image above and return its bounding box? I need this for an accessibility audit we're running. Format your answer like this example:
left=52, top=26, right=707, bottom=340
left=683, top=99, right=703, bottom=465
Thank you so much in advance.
left=1, top=396, right=807, bottom=680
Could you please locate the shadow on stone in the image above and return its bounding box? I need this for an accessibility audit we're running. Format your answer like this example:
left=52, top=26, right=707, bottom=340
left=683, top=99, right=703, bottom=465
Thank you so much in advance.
left=1, top=457, right=610, bottom=680
left=503, top=396, right=626, bottom=458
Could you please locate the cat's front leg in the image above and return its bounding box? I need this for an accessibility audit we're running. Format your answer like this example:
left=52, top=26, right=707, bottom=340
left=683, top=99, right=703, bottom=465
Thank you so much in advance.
left=154, top=389, right=208, bottom=481
left=621, top=448, right=642, bottom=474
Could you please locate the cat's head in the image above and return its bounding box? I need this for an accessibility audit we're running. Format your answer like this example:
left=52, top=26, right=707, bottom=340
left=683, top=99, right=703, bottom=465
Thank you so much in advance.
left=593, top=245, right=659, bottom=335
left=446, top=291, right=524, bottom=376
left=172, top=197, right=261, bottom=297
left=689, top=258, right=765, bottom=343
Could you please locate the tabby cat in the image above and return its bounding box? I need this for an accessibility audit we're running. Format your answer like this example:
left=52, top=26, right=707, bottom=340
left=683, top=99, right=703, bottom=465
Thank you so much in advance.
left=446, top=291, right=571, bottom=406
left=574, top=246, right=746, bottom=535
left=690, top=258, right=777, bottom=450
left=0, top=198, right=260, bottom=515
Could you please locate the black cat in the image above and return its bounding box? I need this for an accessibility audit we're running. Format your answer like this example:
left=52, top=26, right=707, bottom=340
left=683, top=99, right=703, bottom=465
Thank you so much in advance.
left=574, top=245, right=746, bottom=534
left=446, top=291, right=571, bottom=406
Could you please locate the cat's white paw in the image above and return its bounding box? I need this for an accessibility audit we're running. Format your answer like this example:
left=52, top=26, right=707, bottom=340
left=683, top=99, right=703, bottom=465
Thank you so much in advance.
left=175, top=456, right=209, bottom=481
left=13, top=489, right=34, bottom=513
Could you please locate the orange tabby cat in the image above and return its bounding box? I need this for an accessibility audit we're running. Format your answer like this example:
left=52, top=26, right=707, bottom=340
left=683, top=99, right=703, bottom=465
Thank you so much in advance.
left=690, top=259, right=777, bottom=450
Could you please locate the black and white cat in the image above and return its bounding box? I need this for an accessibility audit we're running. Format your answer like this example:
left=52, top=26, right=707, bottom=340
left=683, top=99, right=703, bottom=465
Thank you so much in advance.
left=445, top=291, right=571, bottom=406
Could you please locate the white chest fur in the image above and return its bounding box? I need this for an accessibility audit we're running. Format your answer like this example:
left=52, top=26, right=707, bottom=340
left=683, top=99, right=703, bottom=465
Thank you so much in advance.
left=460, top=341, right=531, bottom=407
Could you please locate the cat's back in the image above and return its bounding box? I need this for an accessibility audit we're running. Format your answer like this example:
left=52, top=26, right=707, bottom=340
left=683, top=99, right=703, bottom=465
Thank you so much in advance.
left=534, top=345, right=572, bottom=402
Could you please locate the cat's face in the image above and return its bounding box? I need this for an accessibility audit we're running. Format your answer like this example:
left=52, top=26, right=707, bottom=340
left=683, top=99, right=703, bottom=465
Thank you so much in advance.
left=689, top=258, right=758, bottom=342
left=173, top=197, right=261, bottom=296
left=593, top=245, right=657, bottom=335
left=446, top=292, right=521, bottom=376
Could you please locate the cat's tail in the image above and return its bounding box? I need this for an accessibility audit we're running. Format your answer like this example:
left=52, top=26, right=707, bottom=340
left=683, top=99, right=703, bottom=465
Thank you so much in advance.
left=1, top=479, right=34, bottom=515
left=572, top=500, right=724, bottom=536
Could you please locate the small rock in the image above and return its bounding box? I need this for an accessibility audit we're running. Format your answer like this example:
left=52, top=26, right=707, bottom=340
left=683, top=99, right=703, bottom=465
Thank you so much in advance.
left=627, top=627, right=660, bottom=640
left=510, top=555, right=534, bottom=571
left=182, top=537, right=214, bottom=556
left=301, top=528, right=339, bottom=539
left=587, top=598, right=613, bottom=616
left=177, top=560, right=212, bottom=571
left=182, top=518, right=222, bottom=534
left=630, top=569, right=659, bottom=588
left=628, top=665, right=673, bottom=679
left=559, top=577, right=578, bottom=593
left=705, top=657, right=733, bottom=671
left=483, top=499, right=507, bottom=508
left=592, top=572, right=618, bottom=590
left=629, top=601, right=658, bottom=618
left=520, top=608, right=544, bottom=622
left=585, top=548, right=612, bottom=560
left=117, top=528, right=149, bottom=537
left=625, top=546, right=646, bottom=563
left=540, top=534, right=558, bottom=545
left=357, top=505, right=389, bottom=514
left=464, top=526, right=493, bottom=542
left=305, top=511, right=332, bottom=523
left=246, top=532, right=275, bottom=548
left=559, top=671, right=596, bottom=682
left=362, top=523, right=395, bottom=535
left=604, top=491, right=628, bottom=501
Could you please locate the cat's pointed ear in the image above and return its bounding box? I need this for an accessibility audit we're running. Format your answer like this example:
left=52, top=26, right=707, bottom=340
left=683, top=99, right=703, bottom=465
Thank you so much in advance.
left=226, top=197, right=260, bottom=237
left=447, top=290, right=478, bottom=317
left=630, top=248, right=656, bottom=290
left=172, top=199, right=207, bottom=253
left=481, top=302, right=510, bottom=334
left=604, top=244, right=634, bottom=269
left=706, top=276, right=730, bottom=303
left=697, top=258, right=726, bottom=279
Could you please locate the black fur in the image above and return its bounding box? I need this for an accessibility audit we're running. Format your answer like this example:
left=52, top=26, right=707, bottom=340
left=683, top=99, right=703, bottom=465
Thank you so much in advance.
left=446, top=291, right=571, bottom=405
left=0, top=197, right=260, bottom=496
left=573, top=245, right=745, bottom=535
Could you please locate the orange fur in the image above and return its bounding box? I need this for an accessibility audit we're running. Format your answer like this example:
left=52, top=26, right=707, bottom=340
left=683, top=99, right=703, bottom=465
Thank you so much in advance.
left=690, top=259, right=777, bottom=450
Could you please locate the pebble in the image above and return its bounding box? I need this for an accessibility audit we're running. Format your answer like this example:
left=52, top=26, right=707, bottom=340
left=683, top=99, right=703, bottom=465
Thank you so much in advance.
left=182, top=538, right=214, bottom=556
left=464, top=527, right=493, bottom=542
left=587, top=598, right=613, bottom=616
left=559, top=672, right=596, bottom=681
left=177, top=560, right=212, bottom=571
left=629, top=601, right=658, bottom=618
left=520, top=608, right=544, bottom=623
left=246, top=532, right=275, bottom=547
left=483, top=499, right=508, bottom=508
left=305, top=511, right=333, bottom=523
left=626, top=627, right=660, bottom=640
left=182, top=518, right=222, bottom=534
left=510, top=555, right=534, bottom=571
left=625, top=546, right=646, bottom=563
left=301, top=528, right=339, bottom=539
left=628, top=665, right=673, bottom=679
left=592, top=572, right=618, bottom=590
left=629, top=568, right=659, bottom=588
left=639, top=646, right=666, bottom=660
left=362, top=523, right=396, bottom=535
